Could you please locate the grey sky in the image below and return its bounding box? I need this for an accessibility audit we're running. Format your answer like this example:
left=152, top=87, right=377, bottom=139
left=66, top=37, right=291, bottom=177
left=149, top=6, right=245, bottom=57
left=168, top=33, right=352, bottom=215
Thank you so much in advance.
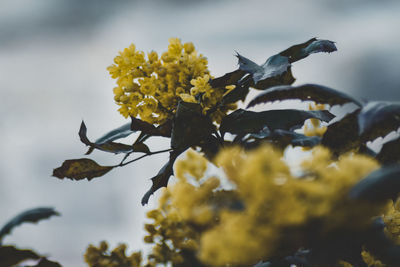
left=1, top=1, right=399, bottom=266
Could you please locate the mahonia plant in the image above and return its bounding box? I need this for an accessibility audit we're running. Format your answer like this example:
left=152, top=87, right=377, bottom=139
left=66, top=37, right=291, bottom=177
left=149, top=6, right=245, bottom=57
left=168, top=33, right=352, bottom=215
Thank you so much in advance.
left=53, top=38, right=400, bottom=266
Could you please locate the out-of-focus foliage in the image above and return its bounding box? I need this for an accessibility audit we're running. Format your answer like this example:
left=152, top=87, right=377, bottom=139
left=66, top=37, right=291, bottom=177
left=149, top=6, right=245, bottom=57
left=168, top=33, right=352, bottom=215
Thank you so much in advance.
left=53, top=38, right=400, bottom=266
left=0, top=208, right=61, bottom=267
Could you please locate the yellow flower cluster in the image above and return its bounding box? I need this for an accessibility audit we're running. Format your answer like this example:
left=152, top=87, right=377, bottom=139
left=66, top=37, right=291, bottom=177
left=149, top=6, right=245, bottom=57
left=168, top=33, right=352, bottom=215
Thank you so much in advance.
left=85, top=147, right=395, bottom=266
left=108, top=38, right=236, bottom=124
left=135, top=146, right=387, bottom=266
left=361, top=250, right=386, bottom=267
left=383, top=198, right=400, bottom=244
left=84, top=241, right=148, bottom=267
left=198, top=146, right=383, bottom=266
left=141, top=149, right=221, bottom=265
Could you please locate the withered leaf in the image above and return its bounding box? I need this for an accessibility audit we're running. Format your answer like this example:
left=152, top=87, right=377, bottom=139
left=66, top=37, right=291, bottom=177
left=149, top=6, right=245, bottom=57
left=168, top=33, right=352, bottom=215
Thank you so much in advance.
left=0, top=207, right=59, bottom=243
left=52, top=158, right=113, bottom=181
left=247, top=83, right=362, bottom=108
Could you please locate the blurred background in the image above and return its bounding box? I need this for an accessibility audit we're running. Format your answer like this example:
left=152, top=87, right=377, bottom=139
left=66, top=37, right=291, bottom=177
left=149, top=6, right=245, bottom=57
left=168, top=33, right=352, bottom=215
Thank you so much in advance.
left=1, top=0, right=399, bottom=266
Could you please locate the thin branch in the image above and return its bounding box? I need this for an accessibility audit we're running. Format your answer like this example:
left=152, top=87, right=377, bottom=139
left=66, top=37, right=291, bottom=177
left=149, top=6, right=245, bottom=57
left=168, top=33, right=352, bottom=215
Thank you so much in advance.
left=116, top=148, right=173, bottom=167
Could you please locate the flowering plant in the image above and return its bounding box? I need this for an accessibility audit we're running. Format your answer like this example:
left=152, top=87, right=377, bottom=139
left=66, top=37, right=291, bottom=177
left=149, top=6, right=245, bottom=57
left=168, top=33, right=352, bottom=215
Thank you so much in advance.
left=51, top=38, right=400, bottom=266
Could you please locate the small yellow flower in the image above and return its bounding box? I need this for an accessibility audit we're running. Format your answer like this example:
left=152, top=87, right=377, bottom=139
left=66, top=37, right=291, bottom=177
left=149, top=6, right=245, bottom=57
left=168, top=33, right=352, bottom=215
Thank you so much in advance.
left=179, top=93, right=197, bottom=103
left=183, top=42, right=195, bottom=54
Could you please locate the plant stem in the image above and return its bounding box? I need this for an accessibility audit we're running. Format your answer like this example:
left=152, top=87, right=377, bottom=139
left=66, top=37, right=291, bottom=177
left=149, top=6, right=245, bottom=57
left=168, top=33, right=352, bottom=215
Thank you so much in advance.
left=116, top=148, right=172, bottom=167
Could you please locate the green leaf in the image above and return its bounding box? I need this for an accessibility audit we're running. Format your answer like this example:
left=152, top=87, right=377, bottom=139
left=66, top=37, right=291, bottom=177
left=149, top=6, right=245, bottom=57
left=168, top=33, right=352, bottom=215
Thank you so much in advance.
left=220, top=109, right=334, bottom=136
left=270, top=129, right=321, bottom=147
left=247, top=83, right=362, bottom=108
left=0, top=208, right=59, bottom=243
left=243, top=128, right=321, bottom=150
left=52, top=158, right=113, bottom=181
left=221, top=77, right=251, bottom=105
left=322, top=102, right=400, bottom=156
left=210, top=38, right=337, bottom=94
left=321, top=109, right=361, bottom=156
left=30, top=258, right=62, bottom=267
left=198, top=135, right=221, bottom=161
left=79, top=121, right=150, bottom=155
left=94, top=122, right=133, bottom=144
left=209, top=69, right=247, bottom=88
left=237, top=38, right=336, bottom=90
left=376, top=137, right=400, bottom=165
left=358, top=101, right=400, bottom=141
left=141, top=151, right=181, bottom=205
left=131, top=117, right=172, bottom=137
left=279, top=38, right=337, bottom=63
left=236, top=53, right=295, bottom=90
left=0, top=246, right=41, bottom=266
left=171, top=101, right=215, bottom=150
left=349, top=165, right=400, bottom=202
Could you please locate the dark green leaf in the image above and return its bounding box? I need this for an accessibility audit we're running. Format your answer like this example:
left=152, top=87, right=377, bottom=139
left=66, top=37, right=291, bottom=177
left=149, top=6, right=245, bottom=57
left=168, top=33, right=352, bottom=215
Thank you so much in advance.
left=131, top=117, right=171, bottom=137
left=243, top=128, right=321, bottom=150
left=30, top=258, right=63, bottom=267
left=321, top=109, right=361, bottom=156
left=141, top=151, right=181, bottom=205
left=236, top=53, right=263, bottom=74
left=94, top=122, right=133, bottom=144
left=52, top=158, right=113, bottom=181
left=79, top=121, right=150, bottom=155
left=171, top=101, right=215, bottom=150
left=279, top=38, right=337, bottom=63
left=85, top=142, right=148, bottom=155
left=198, top=135, right=221, bottom=161
left=247, top=83, right=362, bottom=108
left=210, top=38, right=336, bottom=92
left=237, top=53, right=295, bottom=90
left=376, top=137, right=400, bottom=165
left=221, top=77, right=251, bottom=105
left=209, top=69, right=247, bottom=88
left=358, top=101, right=400, bottom=141
left=0, top=208, right=59, bottom=243
left=349, top=165, right=400, bottom=202
left=237, top=38, right=336, bottom=90
left=0, top=246, right=41, bottom=266
left=220, top=109, right=334, bottom=136
left=322, top=102, right=400, bottom=156
left=272, top=129, right=321, bottom=147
